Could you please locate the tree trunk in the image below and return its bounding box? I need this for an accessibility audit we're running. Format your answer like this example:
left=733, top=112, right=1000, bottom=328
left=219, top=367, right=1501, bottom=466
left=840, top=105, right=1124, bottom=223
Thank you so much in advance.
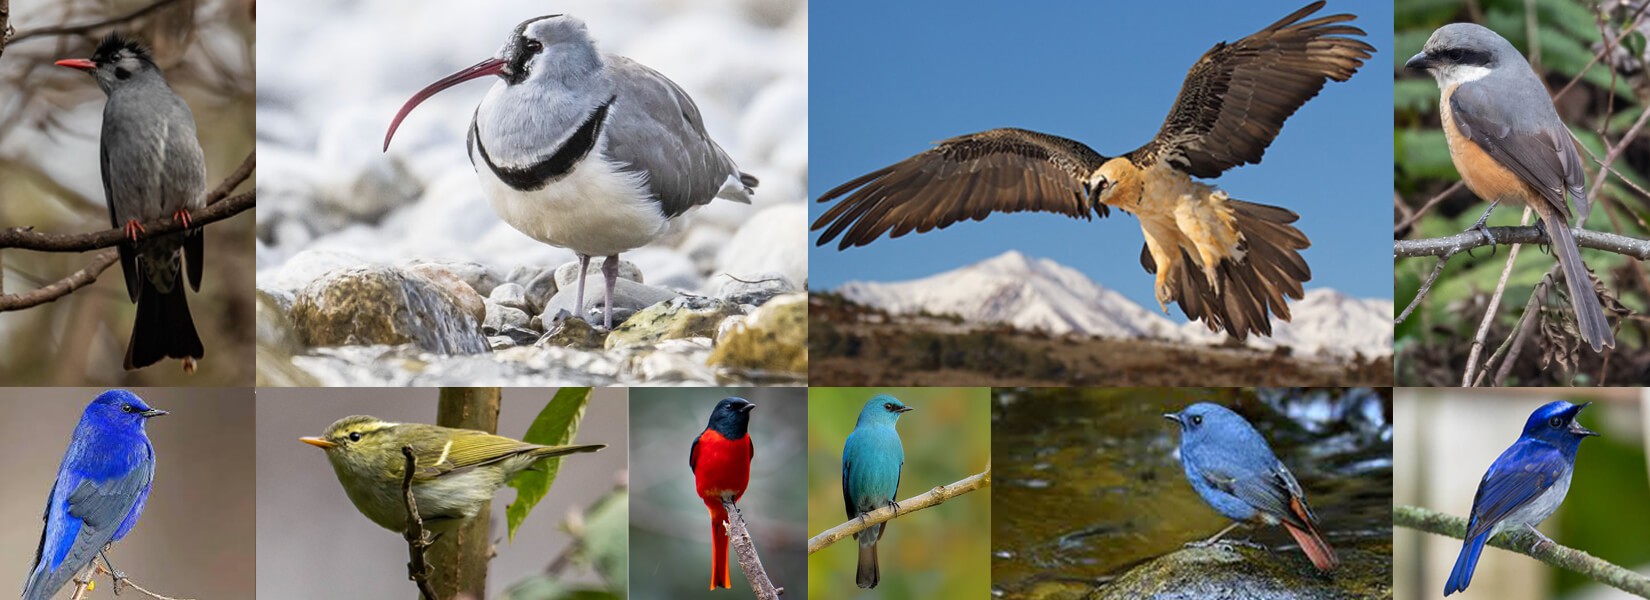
left=428, top=387, right=501, bottom=599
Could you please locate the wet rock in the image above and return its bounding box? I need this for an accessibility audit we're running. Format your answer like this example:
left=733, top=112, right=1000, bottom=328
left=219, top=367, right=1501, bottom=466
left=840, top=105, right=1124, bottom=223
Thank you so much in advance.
left=621, top=338, right=718, bottom=384
left=708, top=292, right=806, bottom=375
left=405, top=263, right=487, bottom=326
left=291, top=264, right=489, bottom=355
left=483, top=300, right=530, bottom=334
left=711, top=272, right=796, bottom=306
left=489, top=282, right=531, bottom=313
left=540, top=279, right=678, bottom=330
left=497, top=326, right=540, bottom=347
left=537, top=315, right=606, bottom=350
left=408, top=260, right=503, bottom=298
left=605, top=296, right=743, bottom=350
left=264, top=248, right=363, bottom=292
left=522, top=268, right=560, bottom=315
left=1093, top=540, right=1392, bottom=600
left=290, top=344, right=620, bottom=387
left=255, top=289, right=320, bottom=387
left=555, top=258, right=644, bottom=288
left=718, top=203, right=808, bottom=288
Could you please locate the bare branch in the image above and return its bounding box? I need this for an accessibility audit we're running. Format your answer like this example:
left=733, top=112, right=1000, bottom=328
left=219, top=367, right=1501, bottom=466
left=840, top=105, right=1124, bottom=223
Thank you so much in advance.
left=0, top=248, right=116, bottom=311
left=1395, top=226, right=1650, bottom=260
left=1395, top=504, right=1650, bottom=596
left=723, top=499, right=782, bottom=600
left=402, top=446, right=439, bottom=600
left=7, top=0, right=183, bottom=45
left=808, top=467, right=990, bottom=555
left=1463, top=209, right=1531, bottom=387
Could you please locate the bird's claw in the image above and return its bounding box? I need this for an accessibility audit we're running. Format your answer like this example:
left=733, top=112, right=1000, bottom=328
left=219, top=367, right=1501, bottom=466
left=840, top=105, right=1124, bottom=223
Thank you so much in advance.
left=172, top=208, right=193, bottom=229
left=121, top=219, right=145, bottom=241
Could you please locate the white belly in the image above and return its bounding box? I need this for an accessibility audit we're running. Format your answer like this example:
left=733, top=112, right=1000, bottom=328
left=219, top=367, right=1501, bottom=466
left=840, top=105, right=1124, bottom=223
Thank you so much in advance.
left=473, top=136, right=667, bottom=258
left=1497, top=466, right=1573, bottom=531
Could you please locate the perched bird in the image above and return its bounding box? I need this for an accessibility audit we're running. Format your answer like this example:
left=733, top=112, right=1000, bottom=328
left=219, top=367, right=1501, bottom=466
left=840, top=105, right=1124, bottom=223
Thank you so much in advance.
left=811, top=2, right=1371, bottom=340
left=383, top=14, right=757, bottom=329
left=56, top=34, right=207, bottom=371
left=1407, top=24, right=1614, bottom=352
left=300, top=415, right=605, bottom=533
left=689, top=397, right=756, bottom=590
left=1444, top=400, right=1596, bottom=596
left=1164, top=402, right=1337, bottom=571
left=841, top=395, right=912, bottom=588
left=24, top=389, right=167, bottom=600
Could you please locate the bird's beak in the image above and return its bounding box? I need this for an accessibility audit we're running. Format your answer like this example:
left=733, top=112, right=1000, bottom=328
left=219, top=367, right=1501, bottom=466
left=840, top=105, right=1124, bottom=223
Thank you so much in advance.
left=1404, top=51, right=1433, bottom=71
left=54, top=58, right=97, bottom=72
left=300, top=436, right=337, bottom=449
left=384, top=56, right=508, bottom=151
left=1163, top=413, right=1183, bottom=425
left=739, top=402, right=756, bottom=413
left=1570, top=402, right=1599, bottom=437
left=140, top=409, right=168, bottom=418
left=895, top=405, right=914, bottom=413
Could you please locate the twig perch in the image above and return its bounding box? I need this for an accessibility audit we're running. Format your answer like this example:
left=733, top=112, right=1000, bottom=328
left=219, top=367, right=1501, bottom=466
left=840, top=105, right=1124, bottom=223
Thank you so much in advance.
left=65, top=559, right=195, bottom=600
left=808, top=467, right=990, bottom=554
left=1395, top=225, right=1650, bottom=259
left=402, top=446, right=439, bottom=600
left=722, top=499, right=782, bottom=599
left=1395, top=504, right=1650, bottom=597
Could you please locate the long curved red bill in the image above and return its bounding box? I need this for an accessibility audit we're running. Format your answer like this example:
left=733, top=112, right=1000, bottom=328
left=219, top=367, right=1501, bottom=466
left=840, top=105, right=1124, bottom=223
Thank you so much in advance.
left=54, top=59, right=98, bottom=71
left=383, top=57, right=507, bottom=152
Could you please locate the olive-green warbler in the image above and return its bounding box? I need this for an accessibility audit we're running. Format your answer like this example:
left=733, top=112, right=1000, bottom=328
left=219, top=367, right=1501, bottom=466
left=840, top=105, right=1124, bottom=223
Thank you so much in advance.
left=301, top=415, right=605, bottom=532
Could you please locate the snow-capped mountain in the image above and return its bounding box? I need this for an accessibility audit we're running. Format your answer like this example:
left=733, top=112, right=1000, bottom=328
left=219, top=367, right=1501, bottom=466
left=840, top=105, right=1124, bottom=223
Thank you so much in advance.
left=837, top=251, right=1394, bottom=360
left=837, top=251, right=1185, bottom=339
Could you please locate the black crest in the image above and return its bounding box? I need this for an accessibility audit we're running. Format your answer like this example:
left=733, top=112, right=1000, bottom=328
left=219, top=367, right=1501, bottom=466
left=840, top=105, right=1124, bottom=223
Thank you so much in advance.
left=92, top=33, right=155, bottom=66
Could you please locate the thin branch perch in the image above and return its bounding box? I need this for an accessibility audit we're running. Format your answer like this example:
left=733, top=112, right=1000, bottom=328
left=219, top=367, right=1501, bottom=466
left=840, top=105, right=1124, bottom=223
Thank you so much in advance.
left=808, top=466, right=990, bottom=554
left=65, top=558, right=194, bottom=600
left=1396, top=225, right=1650, bottom=259
left=402, top=446, right=439, bottom=600
left=1395, top=504, right=1650, bottom=597
left=722, top=498, right=782, bottom=599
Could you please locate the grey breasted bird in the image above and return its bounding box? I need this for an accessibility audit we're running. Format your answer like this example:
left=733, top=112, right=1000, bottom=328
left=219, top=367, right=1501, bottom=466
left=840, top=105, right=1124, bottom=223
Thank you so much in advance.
left=383, top=14, right=757, bottom=330
left=57, top=34, right=206, bottom=371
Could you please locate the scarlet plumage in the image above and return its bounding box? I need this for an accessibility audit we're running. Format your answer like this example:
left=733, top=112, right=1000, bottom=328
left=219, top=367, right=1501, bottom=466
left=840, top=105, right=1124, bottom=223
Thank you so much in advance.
left=690, top=398, right=756, bottom=590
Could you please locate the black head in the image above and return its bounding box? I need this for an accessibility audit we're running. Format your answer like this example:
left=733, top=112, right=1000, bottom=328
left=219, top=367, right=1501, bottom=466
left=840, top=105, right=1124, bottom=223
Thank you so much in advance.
left=56, top=33, right=159, bottom=90
left=705, top=397, right=756, bottom=439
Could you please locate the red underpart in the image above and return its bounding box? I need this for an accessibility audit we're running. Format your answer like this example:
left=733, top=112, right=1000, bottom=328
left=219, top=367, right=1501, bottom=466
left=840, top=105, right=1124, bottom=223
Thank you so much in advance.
left=692, top=429, right=753, bottom=590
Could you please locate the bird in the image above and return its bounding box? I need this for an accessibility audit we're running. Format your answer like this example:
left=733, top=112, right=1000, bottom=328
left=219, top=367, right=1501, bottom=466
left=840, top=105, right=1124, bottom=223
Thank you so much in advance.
left=810, top=1, right=1372, bottom=340
left=841, top=394, right=912, bottom=588
left=1164, top=402, right=1338, bottom=572
left=689, top=397, right=756, bottom=590
left=382, top=14, right=757, bottom=330
left=1407, top=24, right=1614, bottom=352
left=56, top=33, right=207, bottom=371
left=23, top=389, right=167, bottom=600
left=300, top=415, right=605, bottom=533
left=1444, top=400, right=1596, bottom=596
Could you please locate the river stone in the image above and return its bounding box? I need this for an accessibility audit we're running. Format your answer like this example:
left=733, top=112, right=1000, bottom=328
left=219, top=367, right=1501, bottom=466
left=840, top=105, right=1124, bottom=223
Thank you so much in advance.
left=291, top=264, right=489, bottom=355
left=538, top=313, right=607, bottom=350
left=405, top=263, right=486, bottom=325
left=1093, top=540, right=1392, bottom=600
left=708, top=292, right=806, bottom=375
left=483, top=300, right=530, bottom=334
left=622, top=338, right=717, bottom=383
left=555, top=258, right=644, bottom=288
left=489, top=282, right=531, bottom=313
left=523, top=268, right=560, bottom=315
left=605, top=296, right=743, bottom=350
left=541, top=279, right=678, bottom=330
left=712, top=272, right=795, bottom=306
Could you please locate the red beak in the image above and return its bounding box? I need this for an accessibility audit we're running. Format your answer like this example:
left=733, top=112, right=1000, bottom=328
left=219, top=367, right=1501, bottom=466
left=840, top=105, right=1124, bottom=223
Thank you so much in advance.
left=383, top=57, right=507, bottom=152
left=54, top=59, right=98, bottom=72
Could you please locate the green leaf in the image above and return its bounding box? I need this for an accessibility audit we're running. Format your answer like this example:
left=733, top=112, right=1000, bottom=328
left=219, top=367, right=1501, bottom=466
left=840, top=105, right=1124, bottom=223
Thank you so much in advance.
left=580, top=491, right=629, bottom=593
left=506, top=387, right=592, bottom=541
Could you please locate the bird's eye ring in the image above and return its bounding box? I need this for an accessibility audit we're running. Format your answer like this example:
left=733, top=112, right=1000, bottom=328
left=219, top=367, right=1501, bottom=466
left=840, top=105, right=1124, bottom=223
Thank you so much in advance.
left=883, top=403, right=895, bottom=411
left=524, top=39, right=544, bottom=53
left=121, top=404, right=135, bottom=413
left=1190, top=415, right=1203, bottom=426
left=1548, top=416, right=1564, bottom=428
left=348, top=431, right=362, bottom=442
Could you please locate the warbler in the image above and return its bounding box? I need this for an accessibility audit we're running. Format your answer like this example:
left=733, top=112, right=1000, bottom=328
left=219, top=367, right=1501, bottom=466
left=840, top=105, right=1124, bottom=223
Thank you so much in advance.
left=300, top=415, right=605, bottom=532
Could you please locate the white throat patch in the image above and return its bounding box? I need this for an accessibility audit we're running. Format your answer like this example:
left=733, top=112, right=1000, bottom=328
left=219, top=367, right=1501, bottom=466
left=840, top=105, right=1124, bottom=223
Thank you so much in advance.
left=1433, top=64, right=1491, bottom=88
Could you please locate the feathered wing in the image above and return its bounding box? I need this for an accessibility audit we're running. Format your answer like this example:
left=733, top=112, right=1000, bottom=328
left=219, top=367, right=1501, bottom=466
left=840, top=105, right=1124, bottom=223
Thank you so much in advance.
left=811, top=128, right=1108, bottom=250
left=410, top=429, right=602, bottom=479
left=1129, top=0, right=1372, bottom=177
left=24, top=460, right=154, bottom=600
left=604, top=57, right=754, bottom=218
left=1142, top=199, right=1311, bottom=339
left=1465, top=442, right=1567, bottom=540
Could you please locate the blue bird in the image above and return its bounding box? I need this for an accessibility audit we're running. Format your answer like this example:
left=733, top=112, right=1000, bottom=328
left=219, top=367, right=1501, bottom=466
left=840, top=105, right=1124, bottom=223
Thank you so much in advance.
left=841, top=394, right=912, bottom=589
left=1165, top=402, right=1338, bottom=571
left=23, top=390, right=166, bottom=600
left=1444, top=400, right=1596, bottom=596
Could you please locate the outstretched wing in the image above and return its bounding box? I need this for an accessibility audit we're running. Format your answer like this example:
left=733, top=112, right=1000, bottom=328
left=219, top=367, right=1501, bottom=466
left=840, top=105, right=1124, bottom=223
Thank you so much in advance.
left=811, top=128, right=1108, bottom=250
left=1130, top=1, right=1373, bottom=178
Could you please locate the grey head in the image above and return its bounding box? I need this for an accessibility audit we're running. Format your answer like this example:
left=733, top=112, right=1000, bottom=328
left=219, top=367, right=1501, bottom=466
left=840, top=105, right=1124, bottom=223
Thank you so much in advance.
left=55, top=34, right=170, bottom=96
left=1404, top=23, right=1526, bottom=86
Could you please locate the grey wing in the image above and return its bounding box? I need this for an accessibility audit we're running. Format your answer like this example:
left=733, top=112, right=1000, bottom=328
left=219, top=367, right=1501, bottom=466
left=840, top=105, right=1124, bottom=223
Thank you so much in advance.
left=1450, top=82, right=1588, bottom=221
left=157, top=98, right=207, bottom=290
left=810, top=128, right=1108, bottom=250
left=29, top=463, right=152, bottom=599
left=1186, top=443, right=1305, bottom=528
left=603, top=57, right=750, bottom=219
left=101, top=136, right=140, bottom=301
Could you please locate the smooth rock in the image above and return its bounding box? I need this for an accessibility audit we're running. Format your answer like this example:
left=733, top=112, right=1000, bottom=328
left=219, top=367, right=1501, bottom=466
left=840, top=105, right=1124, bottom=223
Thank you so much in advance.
left=264, top=248, right=363, bottom=292
left=1093, top=540, right=1392, bottom=600
left=605, top=296, right=743, bottom=350
left=483, top=300, right=530, bottom=334
left=489, top=282, right=531, bottom=313
left=717, top=203, right=807, bottom=288
left=537, top=314, right=606, bottom=350
left=555, top=259, right=644, bottom=289
left=711, top=272, right=795, bottom=306
left=541, top=279, right=678, bottom=330
left=708, top=292, right=805, bottom=375
left=523, top=268, right=560, bottom=315
left=291, top=264, right=489, bottom=355
left=405, top=263, right=487, bottom=326
left=622, top=338, right=718, bottom=384
left=407, top=260, right=503, bottom=297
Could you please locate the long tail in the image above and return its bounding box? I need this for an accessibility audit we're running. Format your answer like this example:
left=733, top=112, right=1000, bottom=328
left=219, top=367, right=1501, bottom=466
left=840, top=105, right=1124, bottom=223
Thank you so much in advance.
left=1282, top=521, right=1339, bottom=572
left=1144, top=199, right=1311, bottom=340
left=125, top=276, right=203, bottom=370
left=1444, top=531, right=1490, bottom=596
left=856, top=522, right=884, bottom=588
left=526, top=443, right=607, bottom=460
left=708, top=501, right=732, bottom=589
left=1539, top=207, right=1614, bottom=352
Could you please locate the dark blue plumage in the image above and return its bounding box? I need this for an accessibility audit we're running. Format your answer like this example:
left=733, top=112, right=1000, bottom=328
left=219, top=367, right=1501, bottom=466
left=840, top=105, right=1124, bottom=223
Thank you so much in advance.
left=1444, top=400, right=1595, bottom=596
left=1166, top=402, right=1338, bottom=571
left=841, top=394, right=911, bottom=589
left=23, top=390, right=166, bottom=600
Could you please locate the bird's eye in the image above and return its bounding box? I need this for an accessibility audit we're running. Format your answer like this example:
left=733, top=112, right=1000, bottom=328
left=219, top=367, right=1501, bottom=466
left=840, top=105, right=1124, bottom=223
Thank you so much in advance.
left=348, top=431, right=362, bottom=442
left=1548, top=416, right=1564, bottom=428
left=883, top=403, right=895, bottom=411
left=1190, top=415, right=1203, bottom=426
left=121, top=404, right=136, bottom=413
left=524, top=39, right=544, bottom=54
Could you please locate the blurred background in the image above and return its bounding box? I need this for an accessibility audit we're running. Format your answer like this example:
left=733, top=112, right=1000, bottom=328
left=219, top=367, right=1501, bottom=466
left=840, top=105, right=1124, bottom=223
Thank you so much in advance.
left=629, top=387, right=807, bottom=599
left=0, top=387, right=255, bottom=599
left=1395, top=388, right=1650, bottom=599
left=255, top=387, right=628, bottom=599
left=1396, top=0, right=1650, bottom=384
left=991, top=388, right=1392, bottom=599
left=806, top=387, right=990, bottom=599
left=0, top=0, right=255, bottom=384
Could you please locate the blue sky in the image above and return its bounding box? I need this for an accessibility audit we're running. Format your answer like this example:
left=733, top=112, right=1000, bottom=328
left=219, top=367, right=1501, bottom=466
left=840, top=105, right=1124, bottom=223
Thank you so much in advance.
left=808, top=1, right=1395, bottom=317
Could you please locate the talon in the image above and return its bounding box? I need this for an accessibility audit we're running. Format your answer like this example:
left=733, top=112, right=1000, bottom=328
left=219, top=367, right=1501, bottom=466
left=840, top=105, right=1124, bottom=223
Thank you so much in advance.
left=172, top=208, right=193, bottom=229
left=122, top=219, right=146, bottom=241
left=182, top=357, right=197, bottom=374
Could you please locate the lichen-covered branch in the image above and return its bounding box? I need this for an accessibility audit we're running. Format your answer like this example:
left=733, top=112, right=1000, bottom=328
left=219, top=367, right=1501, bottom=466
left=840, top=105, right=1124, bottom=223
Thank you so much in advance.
left=402, top=446, right=439, bottom=600
left=807, top=466, right=990, bottom=554
left=1394, top=504, right=1650, bottom=597
left=723, top=498, right=782, bottom=599
left=1396, top=226, right=1650, bottom=260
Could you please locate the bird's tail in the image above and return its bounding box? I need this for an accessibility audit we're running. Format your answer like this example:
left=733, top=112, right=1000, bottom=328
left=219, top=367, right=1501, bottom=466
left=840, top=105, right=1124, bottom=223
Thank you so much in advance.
left=1444, top=531, right=1490, bottom=595
left=1282, top=520, right=1339, bottom=572
left=525, top=443, right=607, bottom=461
left=1541, top=210, right=1614, bottom=352
left=708, top=501, right=732, bottom=589
left=1144, top=198, right=1311, bottom=340
left=125, top=276, right=203, bottom=371
left=857, top=536, right=880, bottom=589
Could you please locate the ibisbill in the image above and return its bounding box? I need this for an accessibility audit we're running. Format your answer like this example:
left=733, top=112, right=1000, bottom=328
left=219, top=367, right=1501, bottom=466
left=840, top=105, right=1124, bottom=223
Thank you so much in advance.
left=811, top=1, right=1373, bottom=340
left=301, top=415, right=605, bottom=533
